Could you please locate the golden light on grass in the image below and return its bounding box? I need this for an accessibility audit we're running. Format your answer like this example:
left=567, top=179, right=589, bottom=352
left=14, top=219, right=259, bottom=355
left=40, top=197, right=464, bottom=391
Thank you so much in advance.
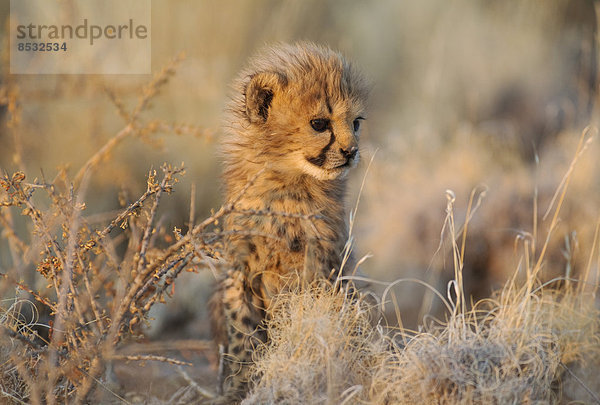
left=243, top=131, right=600, bottom=405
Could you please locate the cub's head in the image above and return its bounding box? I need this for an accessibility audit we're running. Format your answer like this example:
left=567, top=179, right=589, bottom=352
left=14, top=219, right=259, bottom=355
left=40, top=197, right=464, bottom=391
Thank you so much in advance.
left=228, top=43, right=369, bottom=181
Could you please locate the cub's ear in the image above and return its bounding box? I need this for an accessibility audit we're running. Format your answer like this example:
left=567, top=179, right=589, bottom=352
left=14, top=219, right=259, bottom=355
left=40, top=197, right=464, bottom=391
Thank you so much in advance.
left=245, top=71, right=286, bottom=123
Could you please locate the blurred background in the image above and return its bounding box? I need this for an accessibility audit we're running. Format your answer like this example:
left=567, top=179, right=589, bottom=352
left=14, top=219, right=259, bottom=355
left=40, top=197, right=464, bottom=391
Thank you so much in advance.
left=1, top=0, right=599, bottom=336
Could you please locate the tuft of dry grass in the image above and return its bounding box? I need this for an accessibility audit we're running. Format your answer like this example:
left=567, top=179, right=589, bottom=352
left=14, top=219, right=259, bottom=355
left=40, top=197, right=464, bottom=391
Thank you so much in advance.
left=243, top=284, right=385, bottom=405
left=373, top=285, right=600, bottom=404
left=241, top=275, right=599, bottom=404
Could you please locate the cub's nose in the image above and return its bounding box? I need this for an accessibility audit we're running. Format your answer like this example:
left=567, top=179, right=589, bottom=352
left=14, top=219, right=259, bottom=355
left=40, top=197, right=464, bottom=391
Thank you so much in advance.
left=340, top=146, right=358, bottom=160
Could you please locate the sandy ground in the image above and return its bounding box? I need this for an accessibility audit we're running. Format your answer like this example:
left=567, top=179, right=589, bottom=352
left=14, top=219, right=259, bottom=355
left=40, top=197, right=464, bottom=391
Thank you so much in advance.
left=94, top=340, right=218, bottom=404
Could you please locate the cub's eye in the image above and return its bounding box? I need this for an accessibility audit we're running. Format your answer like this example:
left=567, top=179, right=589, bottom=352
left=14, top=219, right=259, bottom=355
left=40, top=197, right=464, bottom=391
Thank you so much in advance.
left=310, top=118, right=329, bottom=132
left=353, top=117, right=365, bottom=132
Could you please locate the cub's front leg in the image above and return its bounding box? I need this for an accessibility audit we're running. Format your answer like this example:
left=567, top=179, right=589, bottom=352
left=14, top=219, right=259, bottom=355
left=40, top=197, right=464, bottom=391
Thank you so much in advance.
left=210, top=269, right=267, bottom=403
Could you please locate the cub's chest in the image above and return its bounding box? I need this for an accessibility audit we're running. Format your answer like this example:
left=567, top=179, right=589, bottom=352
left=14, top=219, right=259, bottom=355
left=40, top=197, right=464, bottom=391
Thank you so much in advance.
left=225, top=186, right=343, bottom=274
left=245, top=217, right=310, bottom=270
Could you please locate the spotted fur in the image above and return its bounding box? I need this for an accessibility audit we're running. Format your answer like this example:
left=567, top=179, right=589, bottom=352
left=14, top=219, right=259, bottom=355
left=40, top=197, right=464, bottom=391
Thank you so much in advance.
left=208, top=42, right=368, bottom=403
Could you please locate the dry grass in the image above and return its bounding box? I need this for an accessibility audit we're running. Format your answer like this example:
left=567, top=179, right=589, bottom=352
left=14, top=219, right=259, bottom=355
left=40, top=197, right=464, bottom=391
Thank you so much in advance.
left=243, top=285, right=384, bottom=405
left=243, top=132, right=600, bottom=404
left=243, top=279, right=599, bottom=404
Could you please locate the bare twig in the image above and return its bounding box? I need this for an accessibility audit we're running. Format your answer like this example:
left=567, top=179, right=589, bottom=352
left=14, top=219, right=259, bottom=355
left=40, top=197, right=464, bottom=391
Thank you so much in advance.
left=177, top=366, right=216, bottom=399
left=111, top=354, right=192, bottom=367
left=74, top=53, right=185, bottom=186
left=560, top=362, right=600, bottom=404
left=118, top=339, right=213, bottom=354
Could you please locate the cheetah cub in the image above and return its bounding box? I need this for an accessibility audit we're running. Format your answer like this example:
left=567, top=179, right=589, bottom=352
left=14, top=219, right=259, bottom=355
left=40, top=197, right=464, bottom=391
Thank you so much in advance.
left=209, top=42, right=368, bottom=403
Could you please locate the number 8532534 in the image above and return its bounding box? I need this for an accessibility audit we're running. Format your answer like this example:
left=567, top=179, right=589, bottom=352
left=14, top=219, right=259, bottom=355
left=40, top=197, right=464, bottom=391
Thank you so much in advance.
left=17, top=42, right=67, bottom=51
